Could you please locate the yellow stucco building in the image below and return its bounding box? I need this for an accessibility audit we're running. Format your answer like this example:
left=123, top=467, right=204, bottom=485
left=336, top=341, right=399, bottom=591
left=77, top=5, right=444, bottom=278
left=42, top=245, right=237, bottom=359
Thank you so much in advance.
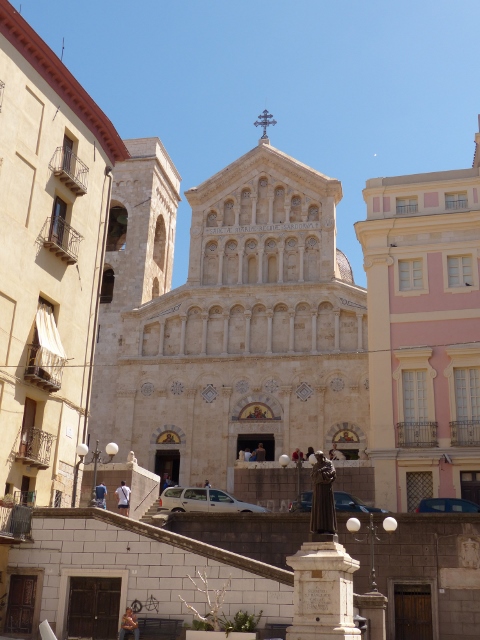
left=0, top=0, right=129, bottom=516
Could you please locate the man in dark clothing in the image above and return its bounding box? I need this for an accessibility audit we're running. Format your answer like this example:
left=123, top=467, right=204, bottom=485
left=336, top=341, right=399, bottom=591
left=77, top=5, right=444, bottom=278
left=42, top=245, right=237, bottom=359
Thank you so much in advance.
left=255, top=443, right=266, bottom=462
left=95, top=483, right=107, bottom=509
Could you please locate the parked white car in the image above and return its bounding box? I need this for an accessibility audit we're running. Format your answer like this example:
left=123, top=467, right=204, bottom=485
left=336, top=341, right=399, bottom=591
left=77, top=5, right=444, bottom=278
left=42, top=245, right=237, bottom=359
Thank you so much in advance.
left=158, top=487, right=269, bottom=513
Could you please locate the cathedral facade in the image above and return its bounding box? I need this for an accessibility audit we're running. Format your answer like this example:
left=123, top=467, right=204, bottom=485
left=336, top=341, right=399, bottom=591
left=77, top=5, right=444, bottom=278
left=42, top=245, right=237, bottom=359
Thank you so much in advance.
left=90, top=137, right=370, bottom=493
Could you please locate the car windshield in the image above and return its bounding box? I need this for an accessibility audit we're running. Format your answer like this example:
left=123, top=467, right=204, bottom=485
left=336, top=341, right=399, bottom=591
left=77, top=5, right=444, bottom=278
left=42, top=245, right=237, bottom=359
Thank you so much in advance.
left=351, top=495, right=367, bottom=505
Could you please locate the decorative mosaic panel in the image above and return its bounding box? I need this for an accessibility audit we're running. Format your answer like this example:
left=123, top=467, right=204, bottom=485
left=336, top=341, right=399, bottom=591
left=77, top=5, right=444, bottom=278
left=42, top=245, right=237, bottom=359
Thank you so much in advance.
left=140, top=382, right=154, bottom=397
left=202, top=384, right=218, bottom=403
left=235, top=380, right=249, bottom=394
left=264, top=379, right=279, bottom=394
left=296, top=382, right=313, bottom=402
left=171, top=381, right=184, bottom=395
left=330, top=377, right=345, bottom=392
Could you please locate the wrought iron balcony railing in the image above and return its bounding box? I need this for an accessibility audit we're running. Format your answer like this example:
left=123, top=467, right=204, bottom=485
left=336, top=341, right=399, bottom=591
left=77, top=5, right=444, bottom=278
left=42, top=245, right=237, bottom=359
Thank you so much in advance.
left=49, top=146, right=89, bottom=195
left=0, top=504, right=33, bottom=541
left=396, top=421, right=438, bottom=448
left=24, top=344, right=64, bottom=392
left=396, top=204, right=418, bottom=215
left=450, top=420, right=480, bottom=446
left=41, top=216, right=83, bottom=265
left=445, top=200, right=467, bottom=210
left=16, top=427, right=55, bottom=469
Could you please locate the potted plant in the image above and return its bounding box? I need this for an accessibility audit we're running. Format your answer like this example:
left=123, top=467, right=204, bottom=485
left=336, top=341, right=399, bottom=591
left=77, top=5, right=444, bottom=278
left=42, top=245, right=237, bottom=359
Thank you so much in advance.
left=0, top=494, right=14, bottom=508
left=180, top=570, right=259, bottom=640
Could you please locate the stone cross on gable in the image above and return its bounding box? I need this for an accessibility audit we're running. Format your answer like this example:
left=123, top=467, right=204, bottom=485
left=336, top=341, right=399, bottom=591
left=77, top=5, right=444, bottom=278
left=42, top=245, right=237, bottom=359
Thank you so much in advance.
left=254, top=109, right=277, bottom=139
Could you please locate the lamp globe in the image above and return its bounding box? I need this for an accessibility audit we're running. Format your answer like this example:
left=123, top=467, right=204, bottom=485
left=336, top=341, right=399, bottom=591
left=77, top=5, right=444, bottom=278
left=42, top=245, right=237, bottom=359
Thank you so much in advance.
left=308, top=453, right=317, bottom=465
left=279, top=454, right=290, bottom=468
left=105, top=442, right=119, bottom=456
left=383, top=517, right=398, bottom=533
left=76, top=443, right=89, bottom=457
left=346, top=517, right=361, bottom=533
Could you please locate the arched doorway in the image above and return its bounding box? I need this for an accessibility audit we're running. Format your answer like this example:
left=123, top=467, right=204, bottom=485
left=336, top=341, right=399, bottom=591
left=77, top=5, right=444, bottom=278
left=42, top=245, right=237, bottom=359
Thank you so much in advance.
left=151, top=425, right=186, bottom=489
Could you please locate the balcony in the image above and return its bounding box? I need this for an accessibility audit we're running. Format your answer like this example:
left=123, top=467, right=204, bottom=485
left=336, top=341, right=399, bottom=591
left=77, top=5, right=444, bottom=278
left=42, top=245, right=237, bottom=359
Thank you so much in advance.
left=41, top=216, right=82, bottom=265
left=446, top=200, right=467, bottom=210
left=396, top=204, right=418, bottom=215
left=16, top=427, right=55, bottom=470
left=49, top=146, right=89, bottom=195
left=0, top=504, right=33, bottom=543
left=450, top=420, right=480, bottom=446
left=24, top=344, right=64, bottom=392
left=396, top=421, right=438, bottom=448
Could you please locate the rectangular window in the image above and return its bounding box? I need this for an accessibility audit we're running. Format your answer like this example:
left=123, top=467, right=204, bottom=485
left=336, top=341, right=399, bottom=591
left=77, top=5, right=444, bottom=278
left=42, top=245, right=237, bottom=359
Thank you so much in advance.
left=54, top=490, right=63, bottom=508
left=399, top=259, right=423, bottom=290
left=447, top=255, right=473, bottom=287
left=402, top=370, right=427, bottom=421
left=445, top=193, right=467, bottom=210
left=455, top=368, right=480, bottom=420
left=396, top=198, right=418, bottom=215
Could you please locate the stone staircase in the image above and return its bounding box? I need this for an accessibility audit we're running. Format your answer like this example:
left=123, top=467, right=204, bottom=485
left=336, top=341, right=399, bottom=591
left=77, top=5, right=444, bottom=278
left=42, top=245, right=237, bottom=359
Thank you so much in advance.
left=139, top=497, right=162, bottom=524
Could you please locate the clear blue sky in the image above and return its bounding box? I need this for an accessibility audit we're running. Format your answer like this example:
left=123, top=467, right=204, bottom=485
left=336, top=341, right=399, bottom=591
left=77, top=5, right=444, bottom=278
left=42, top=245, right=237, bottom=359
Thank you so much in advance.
left=17, top=0, right=480, bottom=289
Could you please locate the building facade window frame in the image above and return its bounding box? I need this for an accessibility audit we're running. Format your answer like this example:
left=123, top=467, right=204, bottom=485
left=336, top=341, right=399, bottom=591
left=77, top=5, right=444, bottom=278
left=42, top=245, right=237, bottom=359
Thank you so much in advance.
left=393, top=348, right=436, bottom=424
left=442, top=250, right=478, bottom=293
left=394, top=252, right=429, bottom=296
left=444, top=345, right=480, bottom=422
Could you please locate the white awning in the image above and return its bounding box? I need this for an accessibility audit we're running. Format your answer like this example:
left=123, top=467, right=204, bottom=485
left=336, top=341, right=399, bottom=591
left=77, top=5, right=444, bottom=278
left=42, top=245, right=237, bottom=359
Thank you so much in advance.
left=34, top=305, right=67, bottom=379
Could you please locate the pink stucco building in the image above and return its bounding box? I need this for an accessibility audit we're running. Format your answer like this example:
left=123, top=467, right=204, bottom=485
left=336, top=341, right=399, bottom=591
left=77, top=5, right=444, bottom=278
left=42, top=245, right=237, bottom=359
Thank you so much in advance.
left=356, top=122, right=480, bottom=512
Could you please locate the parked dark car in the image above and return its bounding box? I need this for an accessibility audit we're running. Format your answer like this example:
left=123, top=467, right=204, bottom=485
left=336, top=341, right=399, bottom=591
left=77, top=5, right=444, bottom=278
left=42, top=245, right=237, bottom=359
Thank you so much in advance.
left=415, top=498, right=480, bottom=513
left=288, top=490, right=388, bottom=513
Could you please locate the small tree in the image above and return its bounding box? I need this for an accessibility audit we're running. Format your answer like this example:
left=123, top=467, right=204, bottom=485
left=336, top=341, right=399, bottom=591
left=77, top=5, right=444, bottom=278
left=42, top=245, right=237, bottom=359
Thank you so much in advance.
left=179, top=569, right=231, bottom=632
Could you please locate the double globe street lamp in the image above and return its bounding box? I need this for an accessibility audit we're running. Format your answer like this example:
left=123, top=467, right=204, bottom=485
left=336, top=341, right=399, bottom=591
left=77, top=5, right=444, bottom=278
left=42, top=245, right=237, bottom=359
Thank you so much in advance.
left=346, top=513, right=398, bottom=592
left=72, top=440, right=119, bottom=507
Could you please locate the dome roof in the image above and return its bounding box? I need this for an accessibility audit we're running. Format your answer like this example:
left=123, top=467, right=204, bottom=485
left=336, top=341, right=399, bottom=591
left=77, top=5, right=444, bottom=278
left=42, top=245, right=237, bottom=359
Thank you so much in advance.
left=336, top=249, right=354, bottom=284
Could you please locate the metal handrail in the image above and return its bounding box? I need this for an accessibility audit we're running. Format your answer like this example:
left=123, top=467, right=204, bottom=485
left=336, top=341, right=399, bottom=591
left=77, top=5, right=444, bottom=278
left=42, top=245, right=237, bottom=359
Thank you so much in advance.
left=396, top=204, right=418, bottom=215
left=18, top=427, right=56, bottom=467
left=450, top=420, right=480, bottom=446
left=41, top=216, right=83, bottom=263
left=134, top=483, right=160, bottom=511
left=445, top=200, right=467, bottom=210
left=396, top=421, right=438, bottom=447
left=49, top=146, right=89, bottom=193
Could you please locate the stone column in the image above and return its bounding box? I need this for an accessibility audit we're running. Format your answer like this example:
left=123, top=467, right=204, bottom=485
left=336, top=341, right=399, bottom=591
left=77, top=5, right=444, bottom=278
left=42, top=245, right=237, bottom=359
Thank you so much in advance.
left=278, top=242, right=284, bottom=283
left=266, top=310, right=273, bottom=354
left=182, top=388, right=197, bottom=486
left=251, top=197, right=257, bottom=225
left=222, top=387, right=234, bottom=491
left=334, top=309, right=340, bottom=352
left=268, top=196, right=274, bottom=223
left=315, top=385, right=326, bottom=449
left=217, top=250, right=224, bottom=285
left=286, top=540, right=361, bottom=640
left=285, top=204, right=290, bottom=223
left=355, top=592, right=387, bottom=640
left=280, top=385, right=292, bottom=458
left=237, top=249, right=244, bottom=284
left=257, top=249, right=264, bottom=284
left=244, top=311, right=251, bottom=354
left=298, top=245, right=305, bottom=282
left=179, top=314, right=187, bottom=355
left=357, top=313, right=364, bottom=351
left=288, top=310, right=295, bottom=353
left=311, top=312, right=317, bottom=354
left=159, top=319, right=165, bottom=356
left=201, top=313, right=208, bottom=356
left=222, top=313, right=229, bottom=355
left=234, top=205, right=240, bottom=226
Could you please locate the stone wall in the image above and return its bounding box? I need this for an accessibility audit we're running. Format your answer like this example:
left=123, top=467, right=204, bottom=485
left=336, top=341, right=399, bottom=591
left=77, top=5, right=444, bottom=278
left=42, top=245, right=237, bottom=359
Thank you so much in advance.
left=80, top=463, right=160, bottom=520
left=233, top=464, right=375, bottom=512
left=164, top=511, right=480, bottom=639
left=6, top=509, right=293, bottom=638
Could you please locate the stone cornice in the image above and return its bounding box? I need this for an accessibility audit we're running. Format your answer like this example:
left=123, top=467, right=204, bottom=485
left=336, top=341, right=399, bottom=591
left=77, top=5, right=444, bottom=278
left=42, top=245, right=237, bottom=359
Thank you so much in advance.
left=184, top=144, right=342, bottom=207
left=118, top=351, right=369, bottom=366
left=32, top=508, right=294, bottom=587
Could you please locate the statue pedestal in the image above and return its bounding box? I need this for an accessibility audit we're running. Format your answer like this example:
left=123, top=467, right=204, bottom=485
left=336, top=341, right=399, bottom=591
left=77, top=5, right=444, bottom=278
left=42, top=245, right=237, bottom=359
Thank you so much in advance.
left=286, top=540, right=361, bottom=640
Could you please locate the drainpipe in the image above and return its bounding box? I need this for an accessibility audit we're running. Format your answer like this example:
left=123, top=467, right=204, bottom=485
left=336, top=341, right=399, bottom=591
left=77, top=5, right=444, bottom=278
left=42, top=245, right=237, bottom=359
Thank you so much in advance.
left=71, top=165, right=113, bottom=507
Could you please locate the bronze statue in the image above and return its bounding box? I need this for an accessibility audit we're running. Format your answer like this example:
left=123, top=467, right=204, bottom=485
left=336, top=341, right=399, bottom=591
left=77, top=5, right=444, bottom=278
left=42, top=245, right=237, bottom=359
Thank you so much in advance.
left=310, top=450, right=337, bottom=534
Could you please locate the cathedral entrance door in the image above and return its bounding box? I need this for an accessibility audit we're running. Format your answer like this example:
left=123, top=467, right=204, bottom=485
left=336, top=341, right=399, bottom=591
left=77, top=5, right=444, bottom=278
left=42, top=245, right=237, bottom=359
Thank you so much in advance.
left=237, top=434, right=275, bottom=461
left=155, top=450, right=180, bottom=487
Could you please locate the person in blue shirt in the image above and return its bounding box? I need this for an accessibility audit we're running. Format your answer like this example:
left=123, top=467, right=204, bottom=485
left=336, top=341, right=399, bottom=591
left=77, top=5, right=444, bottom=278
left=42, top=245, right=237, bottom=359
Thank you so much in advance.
left=95, top=482, right=107, bottom=509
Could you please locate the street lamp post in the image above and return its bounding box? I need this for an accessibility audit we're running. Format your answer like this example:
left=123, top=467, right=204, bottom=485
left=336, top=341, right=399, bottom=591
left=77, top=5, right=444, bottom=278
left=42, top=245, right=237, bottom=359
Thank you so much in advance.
left=70, top=440, right=118, bottom=507
left=346, top=513, right=398, bottom=592
left=279, top=453, right=316, bottom=498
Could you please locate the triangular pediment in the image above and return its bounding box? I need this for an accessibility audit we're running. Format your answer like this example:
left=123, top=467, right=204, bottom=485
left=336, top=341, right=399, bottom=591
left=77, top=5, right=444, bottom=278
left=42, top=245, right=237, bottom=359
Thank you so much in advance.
left=185, top=141, right=342, bottom=208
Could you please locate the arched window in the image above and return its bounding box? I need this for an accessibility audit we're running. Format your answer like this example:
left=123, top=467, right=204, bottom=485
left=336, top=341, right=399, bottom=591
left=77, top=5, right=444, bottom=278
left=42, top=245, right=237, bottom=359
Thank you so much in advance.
left=106, top=206, right=128, bottom=251
left=153, top=216, right=166, bottom=270
left=248, top=256, right=257, bottom=284
left=100, top=268, right=115, bottom=303
left=152, top=277, right=160, bottom=299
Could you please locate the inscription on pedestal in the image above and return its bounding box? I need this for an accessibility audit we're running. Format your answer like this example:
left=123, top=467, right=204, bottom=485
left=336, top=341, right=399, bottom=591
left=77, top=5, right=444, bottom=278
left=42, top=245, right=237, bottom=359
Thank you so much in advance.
left=302, top=583, right=332, bottom=614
